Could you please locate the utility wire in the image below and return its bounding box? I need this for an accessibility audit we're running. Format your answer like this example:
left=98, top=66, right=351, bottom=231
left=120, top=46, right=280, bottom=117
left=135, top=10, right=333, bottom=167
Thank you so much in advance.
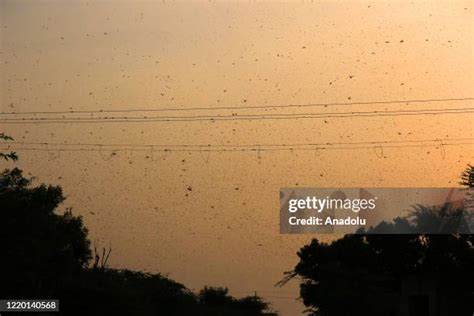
left=1, top=97, right=473, bottom=115
left=8, top=138, right=474, bottom=149
left=2, top=138, right=473, bottom=153
left=1, top=107, right=473, bottom=124
left=1, top=142, right=470, bottom=152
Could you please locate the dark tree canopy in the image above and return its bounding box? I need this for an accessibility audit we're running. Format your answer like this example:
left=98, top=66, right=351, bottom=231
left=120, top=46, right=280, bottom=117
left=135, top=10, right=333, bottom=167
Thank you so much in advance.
left=198, top=287, right=276, bottom=316
left=460, top=164, right=474, bottom=187
left=282, top=166, right=474, bottom=316
left=0, top=167, right=277, bottom=315
left=0, top=133, right=18, bottom=161
left=0, top=168, right=91, bottom=298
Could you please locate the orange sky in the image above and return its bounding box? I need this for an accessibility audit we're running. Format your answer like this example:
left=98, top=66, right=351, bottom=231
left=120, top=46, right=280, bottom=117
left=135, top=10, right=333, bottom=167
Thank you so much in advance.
left=1, top=1, right=473, bottom=314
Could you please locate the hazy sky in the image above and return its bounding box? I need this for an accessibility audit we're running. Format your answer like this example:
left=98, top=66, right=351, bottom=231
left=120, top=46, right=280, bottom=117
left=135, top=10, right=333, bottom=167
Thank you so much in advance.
left=1, top=1, right=473, bottom=314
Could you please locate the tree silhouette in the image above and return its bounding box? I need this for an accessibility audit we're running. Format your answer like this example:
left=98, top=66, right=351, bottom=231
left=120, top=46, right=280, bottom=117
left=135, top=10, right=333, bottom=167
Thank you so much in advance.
left=280, top=166, right=474, bottom=316
left=460, top=164, right=474, bottom=187
left=198, top=287, right=277, bottom=316
left=0, top=133, right=18, bottom=161
left=199, top=286, right=235, bottom=306
left=0, top=158, right=277, bottom=315
left=0, top=167, right=91, bottom=299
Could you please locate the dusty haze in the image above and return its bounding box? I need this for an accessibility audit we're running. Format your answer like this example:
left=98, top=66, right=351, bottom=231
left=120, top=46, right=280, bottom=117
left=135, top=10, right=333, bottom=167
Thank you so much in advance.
left=1, top=1, right=473, bottom=314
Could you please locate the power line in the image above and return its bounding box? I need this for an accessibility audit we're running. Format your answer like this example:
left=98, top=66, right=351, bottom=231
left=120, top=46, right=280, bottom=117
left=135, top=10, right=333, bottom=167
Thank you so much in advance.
left=8, top=138, right=474, bottom=149
left=2, top=138, right=473, bottom=153
left=1, top=107, right=473, bottom=124
left=1, top=97, right=473, bottom=115
left=1, top=143, right=470, bottom=152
